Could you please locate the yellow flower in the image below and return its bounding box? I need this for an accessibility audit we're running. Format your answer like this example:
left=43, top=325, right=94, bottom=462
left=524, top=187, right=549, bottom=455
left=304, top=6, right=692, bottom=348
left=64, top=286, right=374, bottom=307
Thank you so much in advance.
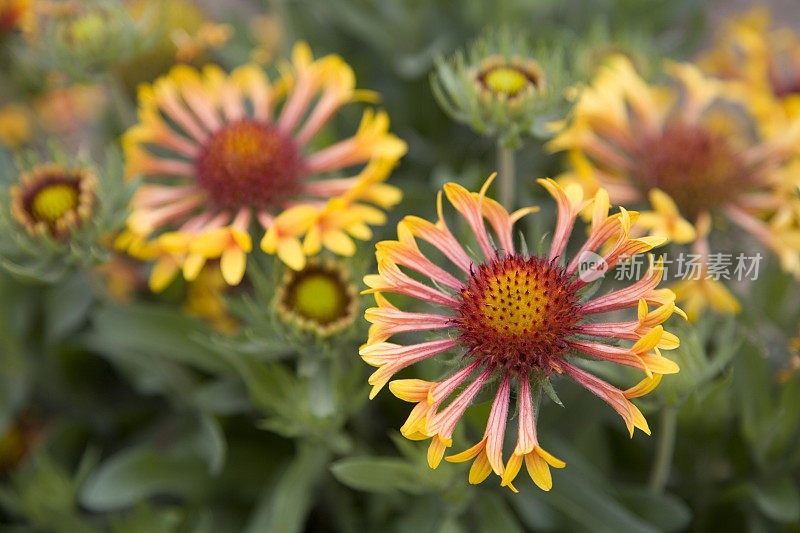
left=34, top=83, right=106, bottom=135
left=636, top=189, right=696, bottom=244
left=121, top=42, right=406, bottom=290
left=94, top=255, right=144, bottom=303
left=183, top=265, right=239, bottom=333
left=701, top=8, right=800, bottom=128
left=671, top=277, right=741, bottom=322
left=431, top=30, right=563, bottom=148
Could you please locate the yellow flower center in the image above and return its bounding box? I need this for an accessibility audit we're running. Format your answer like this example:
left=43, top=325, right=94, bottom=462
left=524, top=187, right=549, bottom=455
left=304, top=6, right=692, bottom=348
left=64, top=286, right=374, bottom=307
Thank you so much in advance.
left=293, top=273, right=345, bottom=323
left=278, top=263, right=355, bottom=333
left=483, top=66, right=530, bottom=95
left=478, top=266, right=552, bottom=335
left=31, top=183, right=79, bottom=223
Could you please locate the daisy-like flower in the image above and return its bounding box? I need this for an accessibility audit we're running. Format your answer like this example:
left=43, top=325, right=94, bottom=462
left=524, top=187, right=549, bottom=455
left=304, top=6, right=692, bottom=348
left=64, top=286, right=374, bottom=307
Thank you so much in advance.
left=120, top=42, right=406, bottom=290
left=10, top=163, right=96, bottom=240
left=361, top=175, right=681, bottom=490
left=549, top=56, right=800, bottom=286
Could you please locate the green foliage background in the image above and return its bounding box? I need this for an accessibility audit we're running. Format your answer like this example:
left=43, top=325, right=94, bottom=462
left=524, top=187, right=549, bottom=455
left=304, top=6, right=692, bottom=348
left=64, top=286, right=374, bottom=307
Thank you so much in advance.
left=1, top=0, right=799, bottom=531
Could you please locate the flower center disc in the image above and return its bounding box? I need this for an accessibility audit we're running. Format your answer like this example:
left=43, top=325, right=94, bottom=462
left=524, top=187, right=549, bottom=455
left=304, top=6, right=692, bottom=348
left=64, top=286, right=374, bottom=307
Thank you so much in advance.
left=195, top=120, right=303, bottom=209
left=633, top=122, right=748, bottom=219
left=455, top=255, right=583, bottom=373
left=483, top=66, right=530, bottom=96
left=30, top=183, right=79, bottom=223
left=283, top=268, right=352, bottom=326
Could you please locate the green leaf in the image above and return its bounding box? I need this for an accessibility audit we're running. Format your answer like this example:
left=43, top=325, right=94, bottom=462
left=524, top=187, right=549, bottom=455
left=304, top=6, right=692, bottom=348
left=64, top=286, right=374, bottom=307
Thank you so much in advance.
left=44, top=273, right=94, bottom=342
left=768, top=375, right=800, bottom=459
left=751, top=477, right=800, bottom=524
left=307, top=360, right=336, bottom=419
left=616, top=485, right=692, bottom=533
left=474, top=492, right=524, bottom=533
left=245, top=443, right=330, bottom=533
left=508, top=485, right=560, bottom=531
left=542, top=440, right=662, bottom=533
left=196, top=415, right=227, bottom=476
left=87, top=304, right=229, bottom=375
left=436, top=517, right=465, bottom=533
left=79, top=445, right=208, bottom=511
left=109, top=504, right=183, bottom=533
left=734, top=347, right=773, bottom=461
left=330, top=457, right=439, bottom=494
left=189, top=379, right=251, bottom=416
left=221, top=353, right=302, bottom=415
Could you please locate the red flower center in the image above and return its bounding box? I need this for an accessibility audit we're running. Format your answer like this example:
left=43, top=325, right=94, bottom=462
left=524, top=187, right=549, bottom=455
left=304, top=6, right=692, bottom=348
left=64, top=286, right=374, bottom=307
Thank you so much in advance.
left=195, top=120, right=304, bottom=209
left=632, top=122, right=750, bottom=219
left=454, top=254, right=583, bottom=374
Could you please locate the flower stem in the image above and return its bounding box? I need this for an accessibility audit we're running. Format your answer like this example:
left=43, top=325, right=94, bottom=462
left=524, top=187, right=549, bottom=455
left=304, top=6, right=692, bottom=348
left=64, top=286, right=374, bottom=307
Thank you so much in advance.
left=497, top=145, right=516, bottom=210
left=648, top=404, right=679, bottom=493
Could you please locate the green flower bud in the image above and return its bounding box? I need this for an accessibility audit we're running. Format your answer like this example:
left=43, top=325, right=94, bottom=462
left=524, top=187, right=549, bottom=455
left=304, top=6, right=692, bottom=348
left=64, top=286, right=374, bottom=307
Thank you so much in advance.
left=431, top=29, right=568, bottom=148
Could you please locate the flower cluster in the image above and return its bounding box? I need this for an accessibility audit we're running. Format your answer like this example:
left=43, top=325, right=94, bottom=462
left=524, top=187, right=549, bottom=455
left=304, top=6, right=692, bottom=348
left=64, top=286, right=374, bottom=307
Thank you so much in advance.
left=13, top=2, right=800, bottom=518
left=362, top=176, right=681, bottom=490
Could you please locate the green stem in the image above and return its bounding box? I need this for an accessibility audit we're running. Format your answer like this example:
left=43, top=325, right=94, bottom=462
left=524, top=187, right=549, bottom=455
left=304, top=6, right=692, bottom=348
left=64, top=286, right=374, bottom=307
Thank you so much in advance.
left=648, top=404, right=679, bottom=493
left=497, top=144, right=516, bottom=210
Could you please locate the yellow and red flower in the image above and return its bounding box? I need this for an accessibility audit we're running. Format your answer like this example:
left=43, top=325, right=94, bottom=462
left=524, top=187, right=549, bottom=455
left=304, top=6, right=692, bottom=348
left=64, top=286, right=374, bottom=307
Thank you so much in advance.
left=361, top=175, right=681, bottom=490
left=121, top=42, right=406, bottom=290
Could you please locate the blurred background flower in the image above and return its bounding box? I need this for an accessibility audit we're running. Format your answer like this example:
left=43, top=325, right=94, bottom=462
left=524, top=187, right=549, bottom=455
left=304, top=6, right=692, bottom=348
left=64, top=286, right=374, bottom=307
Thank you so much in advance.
left=118, top=42, right=406, bottom=290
